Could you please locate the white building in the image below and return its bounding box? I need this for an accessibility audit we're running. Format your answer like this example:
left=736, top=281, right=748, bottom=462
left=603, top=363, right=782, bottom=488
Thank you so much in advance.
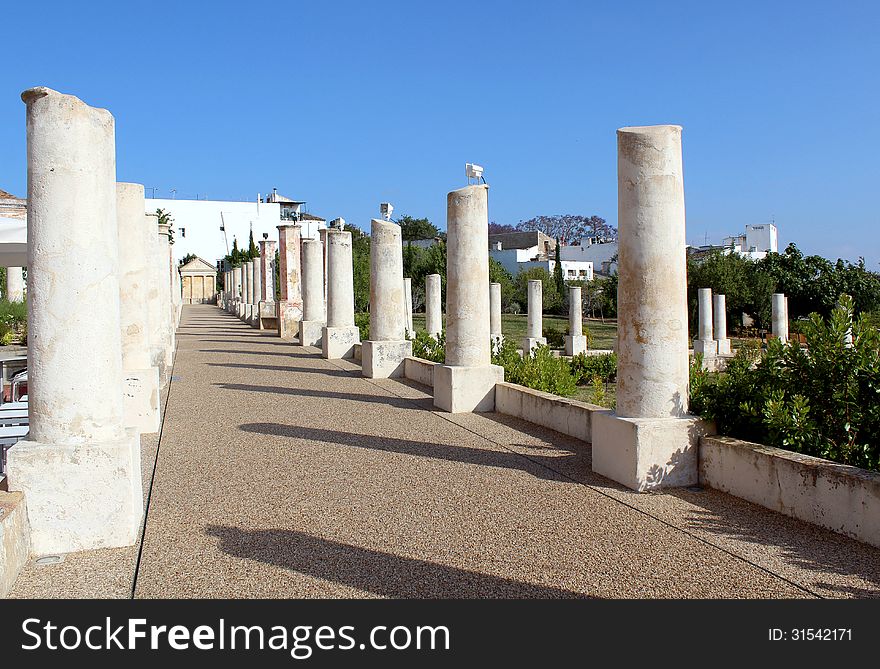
left=488, top=232, right=593, bottom=281
left=723, top=224, right=778, bottom=260
left=145, top=195, right=326, bottom=264
left=559, top=239, right=618, bottom=275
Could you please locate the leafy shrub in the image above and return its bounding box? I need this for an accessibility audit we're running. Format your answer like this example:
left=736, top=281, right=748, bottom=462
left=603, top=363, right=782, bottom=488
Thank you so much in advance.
left=542, top=325, right=565, bottom=348
left=691, top=295, right=880, bottom=471
left=411, top=330, right=445, bottom=363
left=354, top=312, right=370, bottom=341
left=570, top=352, right=617, bottom=385
left=492, top=339, right=577, bottom=397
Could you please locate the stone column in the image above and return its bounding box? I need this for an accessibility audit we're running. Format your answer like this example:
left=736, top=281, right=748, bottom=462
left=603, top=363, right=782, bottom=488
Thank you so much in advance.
left=403, top=277, right=414, bottom=338
left=433, top=185, right=503, bottom=412
left=258, top=239, right=276, bottom=331
left=362, top=219, right=411, bottom=377
left=318, top=227, right=329, bottom=321
left=250, top=256, right=263, bottom=326
left=522, top=279, right=547, bottom=353
left=772, top=293, right=788, bottom=343
left=241, top=260, right=252, bottom=321
left=7, top=87, right=143, bottom=554
left=322, top=229, right=360, bottom=359
left=565, top=285, right=587, bottom=356
left=425, top=273, right=442, bottom=338
left=172, top=263, right=182, bottom=326
left=592, top=125, right=710, bottom=492
left=144, top=213, right=167, bottom=377
left=232, top=266, right=243, bottom=314
left=5, top=267, right=24, bottom=301
left=693, top=288, right=718, bottom=357
left=299, top=238, right=325, bottom=347
left=490, top=282, right=502, bottom=347
left=714, top=294, right=731, bottom=354
left=276, top=224, right=302, bottom=340
left=157, top=222, right=175, bottom=368
left=117, top=183, right=160, bottom=433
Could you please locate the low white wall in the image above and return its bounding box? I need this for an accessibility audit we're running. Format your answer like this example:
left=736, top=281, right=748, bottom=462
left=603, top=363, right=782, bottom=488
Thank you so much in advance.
left=0, top=491, right=30, bottom=598
left=495, top=382, right=607, bottom=443
left=700, top=435, right=880, bottom=548
left=404, top=357, right=437, bottom=387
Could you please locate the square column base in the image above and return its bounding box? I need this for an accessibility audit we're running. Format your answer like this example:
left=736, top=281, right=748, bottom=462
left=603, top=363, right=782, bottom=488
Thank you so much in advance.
left=258, top=301, right=277, bottom=330
left=6, top=430, right=144, bottom=555
left=521, top=337, right=547, bottom=354
left=592, top=412, right=713, bottom=491
left=693, top=339, right=718, bottom=357
left=298, top=320, right=325, bottom=347
left=122, top=367, right=161, bottom=434
left=565, top=335, right=588, bottom=357
left=716, top=338, right=731, bottom=355
left=362, top=340, right=412, bottom=378
left=433, top=364, right=504, bottom=413
left=322, top=325, right=361, bottom=359
left=238, top=303, right=246, bottom=319
left=277, top=301, right=302, bottom=340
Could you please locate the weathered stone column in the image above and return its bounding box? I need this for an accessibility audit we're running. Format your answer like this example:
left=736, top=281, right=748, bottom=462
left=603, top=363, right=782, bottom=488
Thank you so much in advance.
left=299, top=238, right=325, bottom=347
left=232, top=266, right=242, bottom=314
left=522, top=279, right=547, bottom=353
left=772, top=292, right=788, bottom=343
left=241, top=260, right=252, bottom=320
left=319, top=227, right=329, bottom=321
left=425, top=273, right=442, bottom=338
left=403, top=277, right=414, bottom=338
left=157, top=222, right=175, bottom=368
left=362, top=219, right=411, bottom=377
left=322, top=229, right=360, bottom=359
left=144, top=213, right=167, bottom=377
left=5, top=267, right=24, bottom=301
left=258, top=239, right=276, bottom=331
left=565, top=285, right=587, bottom=356
left=592, top=125, right=710, bottom=492
left=490, top=282, right=502, bottom=347
left=117, top=183, right=160, bottom=433
left=172, top=263, right=182, bottom=326
left=434, top=185, right=503, bottom=412
left=276, top=224, right=302, bottom=340
left=250, top=256, right=262, bottom=326
left=714, top=293, right=731, bottom=354
left=693, top=288, right=718, bottom=357
left=8, top=87, right=143, bottom=554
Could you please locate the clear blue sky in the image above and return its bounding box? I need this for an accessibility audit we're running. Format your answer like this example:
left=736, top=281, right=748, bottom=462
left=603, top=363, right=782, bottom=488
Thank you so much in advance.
left=2, top=1, right=878, bottom=265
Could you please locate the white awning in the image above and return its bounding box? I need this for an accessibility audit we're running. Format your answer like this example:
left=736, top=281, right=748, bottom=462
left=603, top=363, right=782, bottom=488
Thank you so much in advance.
left=0, top=217, right=27, bottom=267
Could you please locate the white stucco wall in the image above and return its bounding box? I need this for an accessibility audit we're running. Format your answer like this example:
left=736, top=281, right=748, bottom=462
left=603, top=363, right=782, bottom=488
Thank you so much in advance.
left=145, top=198, right=325, bottom=263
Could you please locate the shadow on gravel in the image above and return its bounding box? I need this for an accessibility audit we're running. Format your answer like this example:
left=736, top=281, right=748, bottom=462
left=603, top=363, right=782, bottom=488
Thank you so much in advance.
left=238, top=423, right=576, bottom=482
left=205, top=525, right=590, bottom=598
left=207, top=362, right=355, bottom=377
left=220, top=384, right=421, bottom=410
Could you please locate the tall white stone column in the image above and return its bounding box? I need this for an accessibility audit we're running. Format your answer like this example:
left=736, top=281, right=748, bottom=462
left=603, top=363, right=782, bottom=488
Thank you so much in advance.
left=117, top=183, right=160, bottom=433
left=592, top=125, right=710, bottom=492
left=158, top=222, right=175, bottom=368
left=425, top=273, right=442, bottom=338
left=362, top=219, right=411, bottom=377
left=433, top=185, right=503, bottom=412
left=250, top=256, right=263, bottom=326
left=8, top=87, right=143, bottom=554
left=241, top=260, right=253, bottom=321
left=565, top=285, right=587, bottom=356
left=144, top=213, right=167, bottom=378
left=5, top=267, right=24, bottom=301
left=522, top=279, right=546, bottom=353
left=403, top=277, right=414, bottom=338
left=299, top=238, right=325, bottom=347
left=172, top=263, right=182, bottom=326
left=322, top=229, right=360, bottom=359
left=232, top=266, right=242, bottom=314
left=276, top=224, right=302, bottom=340
left=490, top=282, right=502, bottom=348
left=772, top=293, right=788, bottom=343
left=258, top=239, right=276, bottom=331
left=714, top=293, right=731, bottom=355
left=693, top=288, right=718, bottom=357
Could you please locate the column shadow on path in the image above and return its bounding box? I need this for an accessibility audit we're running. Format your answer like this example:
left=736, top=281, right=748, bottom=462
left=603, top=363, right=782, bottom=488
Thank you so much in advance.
left=204, top=525, right=590, bottom=599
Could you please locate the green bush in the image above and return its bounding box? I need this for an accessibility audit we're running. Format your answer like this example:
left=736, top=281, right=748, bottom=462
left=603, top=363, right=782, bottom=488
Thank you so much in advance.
left=691, top=295, right=880, bottom=471
left=570, top=352, right=617, bottom=385
left=0, top=298, right=26, bottom=346
left=411, top=330, right=445, bottom=363
left=542, top=325, right=565, bottom=348
left=491, top=339, right=577, bottom=397
left=355, top=312, right=370, bottom=341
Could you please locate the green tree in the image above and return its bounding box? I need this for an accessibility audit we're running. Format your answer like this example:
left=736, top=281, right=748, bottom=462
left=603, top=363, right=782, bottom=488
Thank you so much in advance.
left=247, top=229, right=259, bottom=259
left=514, top=267, right=562, bottom=314
left=350, top=224, right=371, bottom=313
left=489, top=258, right=514, bottom=311
left=553, top=239, right=565, bottom=299
left=398, top=215, right=440, bottom=242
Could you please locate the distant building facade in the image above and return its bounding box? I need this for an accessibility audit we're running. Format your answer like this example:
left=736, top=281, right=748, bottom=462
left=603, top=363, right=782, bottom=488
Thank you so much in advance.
left=489, top=231, right=593, bottom=281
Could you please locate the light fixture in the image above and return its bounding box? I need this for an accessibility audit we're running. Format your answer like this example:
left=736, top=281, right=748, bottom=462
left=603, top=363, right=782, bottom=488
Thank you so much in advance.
left=379, top=202, right=394, bottom=221
left=466, top=163, right=486, bottom=185
left=329, top=217, right=345, bottom=230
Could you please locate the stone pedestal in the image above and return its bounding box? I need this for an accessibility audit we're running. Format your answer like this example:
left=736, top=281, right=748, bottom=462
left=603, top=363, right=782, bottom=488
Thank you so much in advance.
left=693, top=287, right=717, bottom=357
left=592, top=125, right=702, bottom=492
left=521, top=336, right=547, bottom=354
left=299, top=238, right=325, bottom=346
left=250, top=257, right=262, bottom=326
left=321, top=230, right=359, bottom=359
left=363, top=340, right=412, bottom=378
left=565, top=335, right=588, bottom=356
left=8, top=87, right=144, bottom=554
left=434, top=184, right=501, bottom=413
left=277, top=301, right=300, bottom=340
left=299, top=320, right=324, bottom=347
